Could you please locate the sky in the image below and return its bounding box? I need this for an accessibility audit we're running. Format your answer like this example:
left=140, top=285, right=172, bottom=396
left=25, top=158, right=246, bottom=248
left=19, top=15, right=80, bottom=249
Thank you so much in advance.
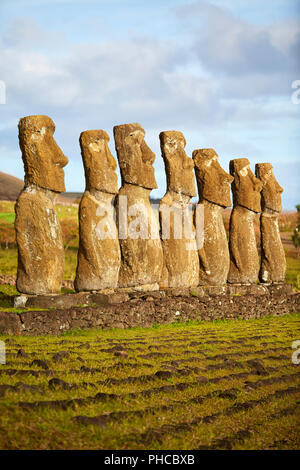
left=0, top=0, right=299, bottom=208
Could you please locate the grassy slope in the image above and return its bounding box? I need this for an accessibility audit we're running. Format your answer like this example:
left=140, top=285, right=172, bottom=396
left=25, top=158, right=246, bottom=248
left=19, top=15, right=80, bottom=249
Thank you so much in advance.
left=0, top=315, right=299, bottom=450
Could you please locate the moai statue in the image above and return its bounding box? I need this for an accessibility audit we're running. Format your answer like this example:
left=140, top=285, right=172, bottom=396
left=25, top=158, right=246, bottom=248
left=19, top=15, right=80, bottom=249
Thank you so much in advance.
left=113, top=123, right=163, bottom=290
left=255, top=163, right=286, bottom=283
left=228, top=158, right=263, bottom=284
left=74, top=130, right=121, bottom=292
left=193, top=148, right=233, bottom=285
left=159, top=131, right=199, bottom=288
left=15, top=115, right=68, bottom=294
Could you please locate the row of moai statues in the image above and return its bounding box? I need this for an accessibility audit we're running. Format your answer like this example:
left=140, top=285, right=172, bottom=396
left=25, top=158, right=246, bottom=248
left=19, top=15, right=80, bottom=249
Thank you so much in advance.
left=14, top=115, right=286, bottom=295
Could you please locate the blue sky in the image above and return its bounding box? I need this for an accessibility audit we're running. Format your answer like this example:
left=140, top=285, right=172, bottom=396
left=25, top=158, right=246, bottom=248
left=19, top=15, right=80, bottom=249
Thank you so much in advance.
left=0, top=0, right=299, bottom=208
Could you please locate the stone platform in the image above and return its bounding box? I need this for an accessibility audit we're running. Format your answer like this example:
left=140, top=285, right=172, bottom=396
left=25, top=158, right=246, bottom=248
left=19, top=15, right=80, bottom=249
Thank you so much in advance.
left=12, top=283, right=293, bottom=310
left=0, top=283, right=298, bottom=336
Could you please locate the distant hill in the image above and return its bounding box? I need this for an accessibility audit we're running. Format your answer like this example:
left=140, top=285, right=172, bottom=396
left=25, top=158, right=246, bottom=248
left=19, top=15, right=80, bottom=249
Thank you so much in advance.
left=0, top=172, right=80, bottom=203
left=0, top=172, right=24, bottom=201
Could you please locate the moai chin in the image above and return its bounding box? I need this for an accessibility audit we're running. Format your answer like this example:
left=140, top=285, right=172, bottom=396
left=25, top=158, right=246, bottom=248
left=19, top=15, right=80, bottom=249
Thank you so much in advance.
left=74, top=130, right=121, bottom=292
left=255, top=163, right=286, bottom=283
left=193, top=148, right=233, bottom=286
left=227, top=158, right=263, bottom=285
left=15, top=115, right=68, bottom=294
left=114, top=123, right=163, bottom=290
left=159, top=131, right=199, bottom=288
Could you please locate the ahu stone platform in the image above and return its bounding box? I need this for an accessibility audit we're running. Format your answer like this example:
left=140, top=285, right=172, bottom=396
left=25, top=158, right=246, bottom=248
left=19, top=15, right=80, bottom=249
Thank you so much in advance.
left=1, top=284, right=298, bottom=336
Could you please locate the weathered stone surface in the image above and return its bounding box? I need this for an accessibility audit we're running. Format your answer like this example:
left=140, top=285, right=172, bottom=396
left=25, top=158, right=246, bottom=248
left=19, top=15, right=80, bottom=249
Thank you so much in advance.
left=15, top=187, right=65, bottom=295
left=15, top=115, right=68, bottom=295
left=75, top=130, right=120, bottom=292
left=18, top=115, right=68, bottom=193
left=113, top=123, right=157, bottom=189
left=0, top=311, right=22, bottom=335
left=159, top=131, right=199, bottom=288
left=79, top=130, right=118, bottom=194
left=1, top=291, right=299, bottom=335
left=159, top=192, right=199, bottom=288
left=193, top=148, right=233, bottom=286
left=13, top=292, right=92, bottom=309
left=230, top=158, right=262, bottom=213
left=159, top=131, right=196, bottom=197
left=114, top=124, right=163, bottom=288
left=255, top=163, right=286, bottom=283
left=227, top=285, right=269, bottom=296
left=228, top=159, right=262, bottom=285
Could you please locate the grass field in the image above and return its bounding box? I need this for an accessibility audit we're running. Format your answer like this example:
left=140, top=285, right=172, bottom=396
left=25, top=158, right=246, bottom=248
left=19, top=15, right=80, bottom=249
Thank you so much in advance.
left=0, top=315, right=299, bottom=450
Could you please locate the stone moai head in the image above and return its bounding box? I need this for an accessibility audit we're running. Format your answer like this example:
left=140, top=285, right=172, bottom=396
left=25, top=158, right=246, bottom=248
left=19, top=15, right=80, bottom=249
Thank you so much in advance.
left=113, top=123, right=157, bottom=189
left=255, top=163, right=283, bottom=213
left=18, top=115, right=68, bottom=193
left=159, top=130, right=196, bottom=198
left=80, top=130, right=118, bottom=194
left=229, top=158, right=262, bottom=213
left=192, top=148, right=233, bottom=208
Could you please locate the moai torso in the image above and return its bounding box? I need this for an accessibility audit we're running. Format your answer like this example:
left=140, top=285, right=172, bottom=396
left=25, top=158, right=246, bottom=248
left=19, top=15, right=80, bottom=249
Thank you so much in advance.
left=159, top=131, right=199, bottom=288
left=114, top=123, right=163, bottom=290
left=193, top=148, right=233, bottom=286
left=15, top=115, right=68, bottom=294
left=255, top=163, right=286, bottom=283
left=74, top=130, right=121, bottom=292
left=228, top=158, right=262, bottom=284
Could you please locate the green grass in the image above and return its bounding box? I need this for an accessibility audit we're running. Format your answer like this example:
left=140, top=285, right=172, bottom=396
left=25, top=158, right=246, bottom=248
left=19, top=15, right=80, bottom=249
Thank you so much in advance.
left=0, top=213, right=15, bottom=223
left=0, top=314, right=299, bottom=450
left=285, top=256, right=300, bottom=290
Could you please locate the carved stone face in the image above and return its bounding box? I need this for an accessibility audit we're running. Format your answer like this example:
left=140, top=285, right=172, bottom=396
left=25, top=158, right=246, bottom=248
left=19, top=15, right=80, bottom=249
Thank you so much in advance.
left=18, top=115, right=68, bottom=193
left=80, top=130, right=118, bottom=194
left=229, top=158, right=262, bottom=213
left=193, top=148, right=233, bottom=207
left=113, top=123, right=157, bottom=189
left=160, top=131, right=196, bottom=198
left=255, top=163, right=283, bottom=213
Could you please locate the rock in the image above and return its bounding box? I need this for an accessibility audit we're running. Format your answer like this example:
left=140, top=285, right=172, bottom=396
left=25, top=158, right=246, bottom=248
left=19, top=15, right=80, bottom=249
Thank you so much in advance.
left=52, top=351, right=70, bottom=362
left=247, top=359, right=268, bottom=376
left=114, top=350, right=128, bottom=358
left=255, top=163, right=286, bottom=283
left=75, top=130, right=121, bottom=291
left=114, top=123, right=163, bottom=289
left=228, top=158, right=262, bottom=284
left=13, top=295, right=28, bottom=308
left=193, top=148, right=233, bottom=285
left=15, top=115, right=68, bottom=294
left=31, top=359, right=49, bottom=370
left=159, top=131, right=199, bottom=288
left=17, top=349, right=28, bottom=358
left=49, top=378, right=72, bottom=390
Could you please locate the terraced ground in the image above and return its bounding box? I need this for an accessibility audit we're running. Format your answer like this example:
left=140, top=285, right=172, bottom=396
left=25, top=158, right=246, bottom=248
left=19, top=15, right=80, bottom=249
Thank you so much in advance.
left=0, top=314, right=299, bottom=450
